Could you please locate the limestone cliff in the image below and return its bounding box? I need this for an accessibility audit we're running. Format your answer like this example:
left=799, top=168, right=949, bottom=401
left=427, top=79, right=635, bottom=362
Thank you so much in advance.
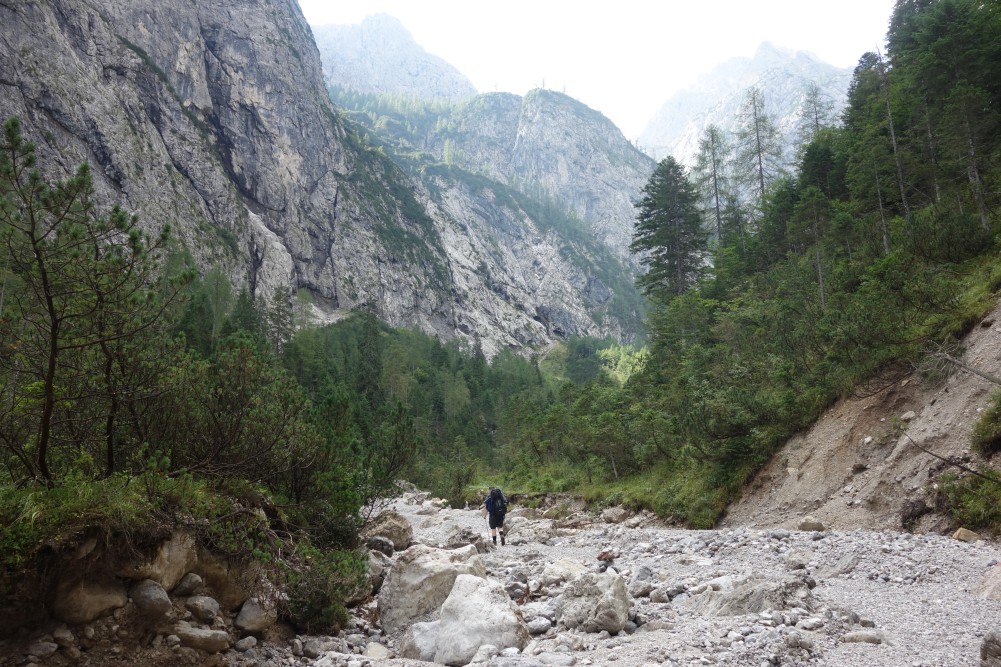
left=311, top=15, right=653, bottom=272
left=0, top=0, right=639, bottom=355
left=312, top=14, right=477, bottom=103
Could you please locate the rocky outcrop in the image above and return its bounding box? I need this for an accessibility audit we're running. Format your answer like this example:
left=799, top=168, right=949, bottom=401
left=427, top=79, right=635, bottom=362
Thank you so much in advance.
left=721, top=302, right=1001, bottom=533
left=433, top=89, right=655, bottom=269
left=51, top=573, right=128, bottom=625
left=0, top=0, right=640, bottom=359
left=311, top=15, right=477, bottom=103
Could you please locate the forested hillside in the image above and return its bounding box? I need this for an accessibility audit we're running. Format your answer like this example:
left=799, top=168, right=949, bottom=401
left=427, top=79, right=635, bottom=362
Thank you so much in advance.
left=1, top=0, right=1000, bottom=638
left=489, top=0, right=1001, bottom=527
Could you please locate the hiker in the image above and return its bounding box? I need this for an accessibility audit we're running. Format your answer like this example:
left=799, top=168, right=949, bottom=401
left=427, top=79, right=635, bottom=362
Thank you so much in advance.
left=482, top=486, right=508, bottom=545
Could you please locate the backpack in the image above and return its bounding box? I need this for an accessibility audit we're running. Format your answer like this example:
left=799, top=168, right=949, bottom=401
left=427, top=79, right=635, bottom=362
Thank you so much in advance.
left=489, top=488, right=507, bottom=516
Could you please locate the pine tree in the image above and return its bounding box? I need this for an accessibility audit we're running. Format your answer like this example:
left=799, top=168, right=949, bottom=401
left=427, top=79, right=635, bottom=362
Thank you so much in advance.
left=0, top=117, right=186, bottom=482
left=631, top=157, right=707, bottom=300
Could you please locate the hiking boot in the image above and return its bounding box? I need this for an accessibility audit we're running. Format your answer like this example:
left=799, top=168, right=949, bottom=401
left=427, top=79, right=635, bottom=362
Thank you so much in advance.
left=500, top=533, right=505, bottom=546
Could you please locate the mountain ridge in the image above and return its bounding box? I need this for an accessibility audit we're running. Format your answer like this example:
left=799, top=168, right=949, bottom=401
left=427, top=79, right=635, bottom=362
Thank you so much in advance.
left=0, top=0, right=643, bottom=357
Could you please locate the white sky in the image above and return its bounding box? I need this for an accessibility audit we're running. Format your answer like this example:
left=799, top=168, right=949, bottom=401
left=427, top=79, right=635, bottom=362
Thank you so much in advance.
left=296, top=1, right=896, bottom=139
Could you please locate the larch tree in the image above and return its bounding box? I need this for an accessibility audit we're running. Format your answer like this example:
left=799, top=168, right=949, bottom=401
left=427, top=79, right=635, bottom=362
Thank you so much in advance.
left=735, top=86, right=785, bottom=214
left=691, top=124, right=734, bottom=243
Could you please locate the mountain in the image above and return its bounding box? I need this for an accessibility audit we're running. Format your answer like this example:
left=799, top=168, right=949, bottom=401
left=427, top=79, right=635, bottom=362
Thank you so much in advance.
left=429, top=89, right=654, bottom=270
left=314, top=15, right=655, bottom=272
left=0, top=0, right=641, bottom=357
left=311, top=14, right=477, bottom=103
left=639, top=42, right=854, bottom=165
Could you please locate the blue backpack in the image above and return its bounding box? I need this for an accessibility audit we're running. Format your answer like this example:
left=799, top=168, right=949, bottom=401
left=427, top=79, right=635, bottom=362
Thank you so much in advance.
left=488, top=488, right=507, bottom=516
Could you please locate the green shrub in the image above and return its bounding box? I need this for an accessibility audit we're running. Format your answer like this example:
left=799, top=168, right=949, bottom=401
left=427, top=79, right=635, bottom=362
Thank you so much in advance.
left=938, top=471, right=1001, bottom=532
left=971, top=390, right=1001, bottom=457
left=280, top=545, right=367, bottom=634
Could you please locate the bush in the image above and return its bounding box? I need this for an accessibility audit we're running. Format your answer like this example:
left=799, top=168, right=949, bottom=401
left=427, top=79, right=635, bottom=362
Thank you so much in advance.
left=938, top=471, right=1001, bottom=532
left=971, top=390, right=1001, bottom=457
left=280, top=545, right=367, bottom=634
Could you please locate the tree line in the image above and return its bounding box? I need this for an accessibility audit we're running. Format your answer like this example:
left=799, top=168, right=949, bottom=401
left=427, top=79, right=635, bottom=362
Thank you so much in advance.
left=487, top=0, right=1001, bottom=525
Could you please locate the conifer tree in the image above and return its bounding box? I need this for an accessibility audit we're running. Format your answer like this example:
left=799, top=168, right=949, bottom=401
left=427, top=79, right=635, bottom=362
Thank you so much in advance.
left=631, top=157, right=707, bottom=300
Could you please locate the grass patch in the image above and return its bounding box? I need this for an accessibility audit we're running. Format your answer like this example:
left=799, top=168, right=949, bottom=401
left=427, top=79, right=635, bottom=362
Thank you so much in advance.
left=937, top=470, right=1001, bottom=533
left=971, top=390, right=1001, bottom=457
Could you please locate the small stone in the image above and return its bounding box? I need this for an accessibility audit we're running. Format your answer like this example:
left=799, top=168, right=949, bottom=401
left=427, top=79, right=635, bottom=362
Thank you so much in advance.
left=52, top=625, right=75, bottom=648
left=27, top=641, right=59, bottom=659
left=171, top=573, right=203, bottom=597
left=363, top=642, right=392, bottom=659
left=842, top=630, right=883, bottom=644
left=234, top=636, right=258, bottom=652
left=952, top=527, right=980, bottom=542
left=797, top=516, right=825, bottom=532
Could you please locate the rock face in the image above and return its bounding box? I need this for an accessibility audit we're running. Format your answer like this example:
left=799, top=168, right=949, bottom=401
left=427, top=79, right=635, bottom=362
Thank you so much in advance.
left=0, top=0, right=642, bottom=358
left=434, top=574, right=529, bottom=665
left=118, top=532, right=197, bottom=591
left=432, top=89, right=654, bottom=269
left=311, top=15, right=477, bottom=103
left=51, top=574, right=128, bottom=625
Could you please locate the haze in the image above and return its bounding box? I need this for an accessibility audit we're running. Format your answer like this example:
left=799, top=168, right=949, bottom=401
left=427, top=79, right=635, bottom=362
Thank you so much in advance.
left=296, top=0, right=896, bottom=139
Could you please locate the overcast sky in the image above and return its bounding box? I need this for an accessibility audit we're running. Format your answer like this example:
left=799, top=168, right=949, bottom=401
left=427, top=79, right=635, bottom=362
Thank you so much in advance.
left=296, top=0, right=896, bottom=139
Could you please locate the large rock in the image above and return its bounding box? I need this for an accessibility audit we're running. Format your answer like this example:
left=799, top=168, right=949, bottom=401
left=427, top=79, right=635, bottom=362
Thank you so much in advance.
left=540, top=559, right=589, bottom=587
left=131, top=579, right=172, bottom=620
left=185, top=595, right=220, bottom=623
left=362, top=510, right=413, bottom=551
left=435, top=574, right=529, bottom=665
left=399, top=620, right=440, bottom=661
left=235, top=597, right=277, bottom=634
left=51, top=573, right=127, bottom=624
left=378, top=544, right=486, bottom=633
left=367, top=549, right=393, bottom=595
left=173, top=622, right=231, bottom=653
left=797, top=516, right=825, bottom=532
left=600, top=507, right=630, bottom=524
left=978, top=566, right=1001, bottom=601
left=191, top=548, right=258, bottom=611
left=953, top=528, right=981, bottom=543
left=982, top=629, right=1001, bottom=667
left=555, top=572, right=631, bottom=634
left=118, top=532, right=197, bottom=591
left=679, top=574, right=815, bottom=617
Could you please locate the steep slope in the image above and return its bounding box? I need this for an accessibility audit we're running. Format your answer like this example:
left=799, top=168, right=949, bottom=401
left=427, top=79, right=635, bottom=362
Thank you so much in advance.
left=722, top=301, right=1001, bottom=534
left=311, top=14, right=477, bottom=103
left=311, top=15, right=654, bottom=272
left=639, top=42, right=853, bottom=165
left=438, top=89, right=654, bottom=270
left=0, top=0, right=636, bottom=356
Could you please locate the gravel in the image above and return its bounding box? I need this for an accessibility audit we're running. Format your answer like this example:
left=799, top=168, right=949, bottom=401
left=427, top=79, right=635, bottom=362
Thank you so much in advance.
left=370, top=494, right=1001, bottom=667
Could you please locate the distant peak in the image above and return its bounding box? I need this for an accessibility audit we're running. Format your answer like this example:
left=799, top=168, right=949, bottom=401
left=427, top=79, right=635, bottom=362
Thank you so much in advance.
left=754, top=41, right=821, bottom=64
